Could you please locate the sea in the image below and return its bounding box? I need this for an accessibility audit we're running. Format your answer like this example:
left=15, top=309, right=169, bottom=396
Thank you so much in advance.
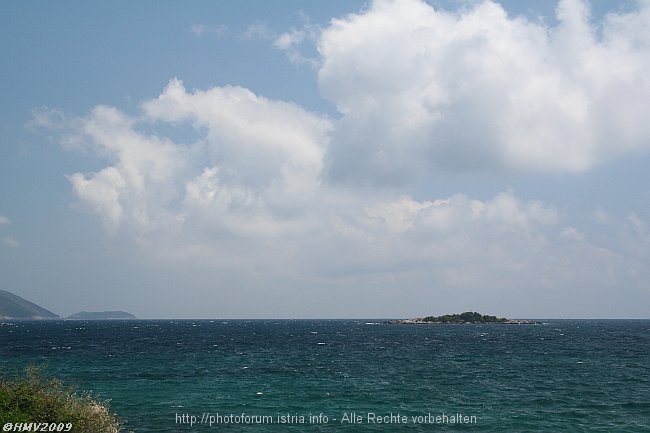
left=1, top=319, right=649, bottom=432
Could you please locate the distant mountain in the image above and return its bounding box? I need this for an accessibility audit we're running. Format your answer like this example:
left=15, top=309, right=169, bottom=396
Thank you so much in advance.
left=0, top=289, right=60, bottom=320
left=66, top=311, right=137, bottom=320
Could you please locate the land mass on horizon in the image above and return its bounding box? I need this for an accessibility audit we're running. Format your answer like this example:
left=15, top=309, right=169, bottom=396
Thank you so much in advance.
left=385, top=311, right=539, bottom=324
left=66, top=311, right=137, bottom=320
left=0, top=289, right=59, bottom=320
left=0, top=289, right=136, bottom=320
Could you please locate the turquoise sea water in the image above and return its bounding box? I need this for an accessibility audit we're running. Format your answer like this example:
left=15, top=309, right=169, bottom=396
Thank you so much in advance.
left=1, top=320, right=649, bottom=432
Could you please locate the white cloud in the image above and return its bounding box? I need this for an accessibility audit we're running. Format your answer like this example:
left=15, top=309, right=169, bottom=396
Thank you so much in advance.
left=67, top=168, right=125, bottom=233
left=0, top=215, right=9, bottom=225
left=45, top=79, right=331, bottom=245
left=318, top=192, right=561, bottom=280
left=36, top=0, right=650, bottom=316
left=56, top=104, right=184, bottom=234
left=142, top=79, right=330, bottom=198
left=318, top=0, right=650, bottom=184
left=37, top=77, right=648, bottom=301
left=274, top=14, right=321, bottom=66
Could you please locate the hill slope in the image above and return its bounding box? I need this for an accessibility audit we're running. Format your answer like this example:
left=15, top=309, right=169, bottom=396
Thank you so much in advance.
left=0, top=290, right=60, bottom=320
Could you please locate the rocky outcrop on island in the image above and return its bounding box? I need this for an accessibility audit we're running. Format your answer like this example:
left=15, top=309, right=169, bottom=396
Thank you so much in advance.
left=385, top=311, right=539, bottom=325
left=0, top=289, right=60, bottom=320
left=66, top=311, right=137, bottom=320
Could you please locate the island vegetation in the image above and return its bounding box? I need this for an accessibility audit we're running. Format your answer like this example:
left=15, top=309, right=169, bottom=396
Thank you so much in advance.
left=0, top=366, right=129, bottom=433
left=386, top=311, right=538, bottom=324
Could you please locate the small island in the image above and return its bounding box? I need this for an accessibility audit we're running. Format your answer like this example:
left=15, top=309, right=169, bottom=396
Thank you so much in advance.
left=385, top=311, right=539, bottom=325
left=66, top=311, right=137, bottom=320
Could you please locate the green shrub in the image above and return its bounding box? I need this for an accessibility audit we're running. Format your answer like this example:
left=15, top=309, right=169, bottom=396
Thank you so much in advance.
left=0, top=366, right=129, bottom=433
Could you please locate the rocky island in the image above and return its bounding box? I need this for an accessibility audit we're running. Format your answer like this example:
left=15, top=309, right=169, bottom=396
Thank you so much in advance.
left=66, top=311, right=137, bottom=320
left=385, top=311, right=539, bottom=324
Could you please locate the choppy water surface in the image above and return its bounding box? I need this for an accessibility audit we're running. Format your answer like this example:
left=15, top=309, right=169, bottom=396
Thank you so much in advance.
left=2, top=320, right=649, bottom=432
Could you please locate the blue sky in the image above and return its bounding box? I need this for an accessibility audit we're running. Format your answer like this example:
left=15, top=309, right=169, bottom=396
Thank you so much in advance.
left=1, top=0, right=649, bottom=319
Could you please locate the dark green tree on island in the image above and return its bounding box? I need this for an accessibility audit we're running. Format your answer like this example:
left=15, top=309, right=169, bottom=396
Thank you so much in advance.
left=420, top=312, right=509, bottom=324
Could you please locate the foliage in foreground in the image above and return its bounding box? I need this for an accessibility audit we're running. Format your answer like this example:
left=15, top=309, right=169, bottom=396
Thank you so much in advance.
left=0, top=366, right=127, bottom=433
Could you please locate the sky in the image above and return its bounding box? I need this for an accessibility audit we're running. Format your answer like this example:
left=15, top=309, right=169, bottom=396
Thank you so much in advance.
left=1, top=0, right=649, bottom=319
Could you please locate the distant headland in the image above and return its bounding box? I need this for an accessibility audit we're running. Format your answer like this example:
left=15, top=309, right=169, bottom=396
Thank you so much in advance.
left=0, top=289, right=135, bottom=320
left=0, top=289, right=59, bottom=320
left=385, top=311, right=539, bottom=325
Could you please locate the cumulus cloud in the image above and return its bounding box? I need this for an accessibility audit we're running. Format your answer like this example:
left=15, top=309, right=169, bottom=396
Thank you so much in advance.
left=57, top=104, right=184, bottom=234
left=36, top=77, right=648, bottom=306
left=34, top=0, right=650, bottom=316
left=0, top=215, right=9, bottom=225
left=318, top=0, right=650, bottom=184
left=47, top=79, right=331, bottom=245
